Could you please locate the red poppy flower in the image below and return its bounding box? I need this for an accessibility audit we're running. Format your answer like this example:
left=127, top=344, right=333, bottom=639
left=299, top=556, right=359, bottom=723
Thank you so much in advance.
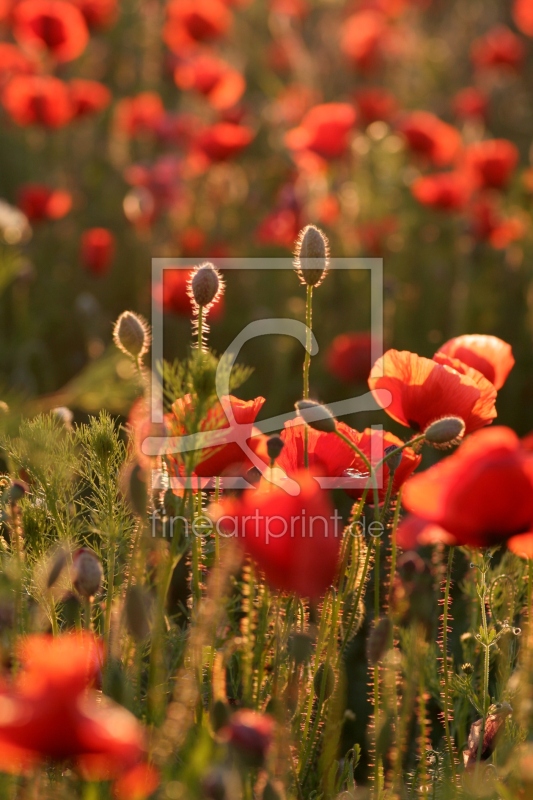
left=398, top=111, right=461, bottom=166
left=368, top=349, right=497, bottom=434
left=13, top=0, right=89, bottom=63
left=326, top=332, right=373, bottom=384
left=514, top=0, right=533, bottom=36
left=469, top=195, right=526, bottom=249
left=113, top=763, right=159, bottom=800
left=355, top=87, right=398, bottom=125
left=152, top=268, right=224, bottom=319
left=435, top=334, right=514, bottom=391
left=464, top=139, right=519, bottom=190
left=452, top=87, right=488, bottom=121
left=471, top=26, right=524, bottom=73
left=219, top=470, right=341, bottom=598
left=0, top=633, right=147, bottom=777
left=80, top=228, right=115, bottom=276
left=396, top=514, right=455, bottom=550
left=0, top=44, right=35, bottom=86
left=401, top=427, right=533, bottom=551
left=341, top=10, right=389, bottom=72
left=17, top=183, right=72, bottom=221
left=195, top=122, right=253, bottom=161
left=255, top=208, right=301, bottom=249
left=115, top=93, right=165, bottom=137
left=411, top=171, right=472, bottom=211
left=2, top=74, right=72, bottom=127
left=222, top=710, right=274, bottom=764
left=69, top=79, right=111, bottom=118
left=164, top=0, right=231, bottom=53
left=269, top=0, right=308, bottom=17
left=285, top=103, right=356, bottom=159
left=174, top=52, right=245, bottom=110
left=167, top=394, right=266, bottom=478
left=69, top=0, right=117, bottom=29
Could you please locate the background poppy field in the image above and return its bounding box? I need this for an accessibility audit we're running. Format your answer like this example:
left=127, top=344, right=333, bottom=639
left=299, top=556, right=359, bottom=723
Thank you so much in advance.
left=1, top=0, right=533, bottom=798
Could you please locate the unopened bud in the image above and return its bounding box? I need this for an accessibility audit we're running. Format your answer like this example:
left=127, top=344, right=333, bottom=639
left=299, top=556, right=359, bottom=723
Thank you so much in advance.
left=424, top=416, right=465, bottom=448
left=313, top=662, right=335, bottom=700
left=190, top=263, right=222, bottom=308
left=266, top=435, right=284, bottom=462
left=384, top=444, right=402, bottom=472
left=366, top=617, right=392, bottom=665
left=462, top=662, right=474, bottom=675
left=295, top=399, right=336, bottom=433
left=294, top=225, right=329, bottom=287
left=51, top=406, right=74, bottom=430
left=113, top=311, right=150, bottom=359
left=72, top=548, right=103, bottom=599
left=223, top=710, right=274, bottom=767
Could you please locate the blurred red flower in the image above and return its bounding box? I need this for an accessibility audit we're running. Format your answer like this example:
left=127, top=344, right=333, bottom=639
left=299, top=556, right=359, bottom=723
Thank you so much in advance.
left=341, top=10, right=389, bottom=72
left=401, top=427, right=533, bottom=551
left=80, top=227, right=115, bottom=276
left=153, top=267, right=224, bottom=319
left=285, top=103, right=357, bottom=159
left=219, top=470, right=341, bottom=598
left=256, top=207, right=301, bottom=249
left=164, top=0, right=231, bottom=53
left=452, top=87, right=488, bottom=121
left=355, top=87, right=398, bottom=125
left=435, top=334, right=515, bottom=391
left=0, top=634, right=149, bottom=778
left=411, top=171, right=472, bottom=211
left=222, top=710, right=274, bottom=764
left=13, top=0, right=89, bottom=62
left=368, top=349, right=497, bottom=434
left=2, top=74, right=72, bottom=126
left=464, top=139, right=519, bottom=190
left=17, top=183, right=72, bottom=221
left=514, top=0, right=533, bottom=36
left=69, top=0, right=117, bottom=29
left=113, top=763, right=159, bottom=800
left=174, top=51, right=245, bottom=110
left=357, top=216, right=397, bottom=255
left=167, top=394, right=266, bottom=478
left=399, top=111, right=461, bottom=166
left=469, top=194, right=526, bottom=249
left=115, top=93, right=165, bottom=137
left=471, top=25, right=524, bottom=73
left=196, top=121, right=254, bottom=161
left=326, top=332, right=373, bottom=384
left=0, top=43, right=35, bottom=86
left=69, top=79, right=111, bottom=118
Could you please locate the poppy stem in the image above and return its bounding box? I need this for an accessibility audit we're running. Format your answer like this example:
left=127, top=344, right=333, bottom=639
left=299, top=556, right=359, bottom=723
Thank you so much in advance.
left=441, top=547, right=457, bottom=784
left=333, top=429, right=380, bottom=515
left=197, top=306, right=204, bottom=351
left=303, top=285, right=313, bottom=468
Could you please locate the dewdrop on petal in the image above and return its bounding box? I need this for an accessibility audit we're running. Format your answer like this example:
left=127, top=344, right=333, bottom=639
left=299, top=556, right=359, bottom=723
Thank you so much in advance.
left=295, top=399, right=337, bottom=433
left=424, top=416, right=465, bottom=448
left=113, top=310, right=150, bottom=360
left=294, top=224, right=330, bottom=287
left=189, top=262, right=223, bottom=309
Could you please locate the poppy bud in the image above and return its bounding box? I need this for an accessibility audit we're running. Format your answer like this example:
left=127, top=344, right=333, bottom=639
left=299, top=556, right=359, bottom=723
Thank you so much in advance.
left=384, top=444, right=402, bottom=473
left=72, top=548, right=103, bottom=599
left=189, top=262, right=222, bottom=308
left=266, top=434, right=284, bottom=462
left=51, top=406, right=74, bottom=430
left=8, top=480, right=27, bottom=503
left=366, top=617, right=392, bottom=665
left=223, top=709, right=274, bottom=767
left=80, top=228, right=115, bottom=276
left=113, top=311, right=150, bottom=359
left=294, top=224, right=329, bottom=287
left=462, top=662, right=474, bottom=675
left=313, top=662, right=335, bottom=700
left=424, top=416, right=465, bottom=448
left=287, top=631, right=313, bottom=665
left=295, top=399, right=337, bottom=433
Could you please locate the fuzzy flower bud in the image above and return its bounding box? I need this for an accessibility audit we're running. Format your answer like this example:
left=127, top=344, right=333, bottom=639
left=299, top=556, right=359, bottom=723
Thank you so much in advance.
left=72, top=548, right=103, bottom=599
left=113, top=310, right=150, bottom=360
left=424, top=416, right=465, bottom=448
left=223, top=710, right=275, bottom=767
left=294, top=224, right=329, bottom=287
left=189, top=263, right=223, bottom=308
left=295, top=399, right=337, bottom=433
left=266, top=434, right=284, bottom=462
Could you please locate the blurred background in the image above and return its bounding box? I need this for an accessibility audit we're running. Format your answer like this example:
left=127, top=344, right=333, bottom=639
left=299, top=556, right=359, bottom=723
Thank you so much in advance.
left=0, top=0, right=532, bottom=436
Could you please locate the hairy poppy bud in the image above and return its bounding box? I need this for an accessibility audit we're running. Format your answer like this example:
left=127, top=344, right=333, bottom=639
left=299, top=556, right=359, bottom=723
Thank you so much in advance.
left=384, top=444, right=402, bottom=473
left=313, top=662, right=335, bottom=700
left=366, top=617, right=392, bottom=665
left=72, top=548, right=103, bottom=599
left=294, top=224, right=329, bottom=287
left=266, top=434, right=284, bottom=462
left=223, top=710, right=274, bottom=767
left=189, top=263, right=223, bottom=308
left=113, top=310, right=150, bottom=359
left=424, top=416, right=465, bottom=448
left=295, top=399, right=336, bottom=433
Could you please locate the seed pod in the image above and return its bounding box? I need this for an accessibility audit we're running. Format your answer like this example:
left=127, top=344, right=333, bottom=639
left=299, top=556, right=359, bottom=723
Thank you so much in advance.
left=189, top=263, right=223, bottom=308
left=72, top=548, right=103, bottom=599
left=366, top=617, right=392, bottom=665
left=424, top=416, right=465, bottom=448
left=266, top=434, right=284, bottom=462
left=295, top=399, right=337, bottom=433
left=313, top=662, right=335, bottom=700
left=294, top=225, right=329, bottom=287
left=113, top=310, right=150, bottom=359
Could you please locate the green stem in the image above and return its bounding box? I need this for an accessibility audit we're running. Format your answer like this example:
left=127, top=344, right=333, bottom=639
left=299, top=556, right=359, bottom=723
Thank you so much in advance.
left=442, top=547, right=457, bottom=784
left=303, top=285, right=313, bottom=468
left=197, top=306, right=204, bottom=351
